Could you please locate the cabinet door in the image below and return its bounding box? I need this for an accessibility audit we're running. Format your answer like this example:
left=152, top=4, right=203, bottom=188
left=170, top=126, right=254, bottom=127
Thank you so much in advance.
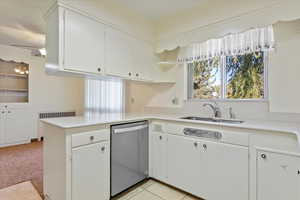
left=0, top=110, right=5, bottom=144
left=5, top=109, right=32, bottom=144
left=132, top=39, right=155, bottom=81
left=200, top=141, right=249, bottom=200
left=257, top=150, right=300, bottom=200
left=105, top=28, right=134, bottom=78
left=151, top=133, right=168, bottom=182
left=72, top=141, right=110, bottom=200
left=64, top=9, right=105, bottom=74
left=167, top=134, right=201, bottom=196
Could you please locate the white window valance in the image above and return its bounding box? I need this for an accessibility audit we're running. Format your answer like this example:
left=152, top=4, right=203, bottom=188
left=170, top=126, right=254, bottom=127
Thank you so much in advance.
left=178, top=25, right=275, bottom=62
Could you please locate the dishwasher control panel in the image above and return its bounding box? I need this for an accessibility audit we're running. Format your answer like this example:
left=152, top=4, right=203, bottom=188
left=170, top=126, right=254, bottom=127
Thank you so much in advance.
left=183, top=128, right=222, bottom=140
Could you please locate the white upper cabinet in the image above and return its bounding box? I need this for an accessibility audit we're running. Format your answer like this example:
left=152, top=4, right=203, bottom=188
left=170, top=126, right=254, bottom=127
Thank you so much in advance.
left=131, top=39, right=155, bottom=81
left=105, top=27, right=134, bottom=78
left=105, top=28, right=155, bottom=81
left=45, top=4, right=173, bottom=82
left=46, top=6, right=105, bottom=75
left=257, top=150, right=300, bottom=200
left=63, top=9, right=105, bottom=74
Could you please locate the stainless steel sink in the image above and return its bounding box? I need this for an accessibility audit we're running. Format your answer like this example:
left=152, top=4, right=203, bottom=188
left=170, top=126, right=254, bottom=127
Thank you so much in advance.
left=181, top=116, right=244, bottom=124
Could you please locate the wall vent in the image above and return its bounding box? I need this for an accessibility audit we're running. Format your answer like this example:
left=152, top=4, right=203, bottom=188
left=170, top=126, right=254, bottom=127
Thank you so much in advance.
left=39, top=111, right=76, bottom=119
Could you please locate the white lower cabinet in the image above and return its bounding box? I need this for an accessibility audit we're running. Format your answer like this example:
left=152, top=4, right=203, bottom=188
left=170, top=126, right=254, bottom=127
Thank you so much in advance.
left=72, top=141, right=110, bottom=200
left=257, top=150, right=300, bottom=200
left=0, top=109, right=5, bottom=145
left=199, top=140, right=249, bottom=200
left=5, top=108, right=32, bottom=144
left=167, top=134, right=203, bottom=197
left=0, top=107, right=32, bottom=146
left=164, top=134, right=248, bottom=200
left=150, top=132, right=168, bottom=182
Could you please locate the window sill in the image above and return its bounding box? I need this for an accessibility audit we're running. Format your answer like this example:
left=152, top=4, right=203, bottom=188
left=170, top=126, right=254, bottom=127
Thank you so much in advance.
left=185, top=99, right=269, bottom=103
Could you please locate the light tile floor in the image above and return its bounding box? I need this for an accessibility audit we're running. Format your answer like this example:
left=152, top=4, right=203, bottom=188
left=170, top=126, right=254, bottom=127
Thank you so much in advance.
left=0, top=181, right=42, bottom=200
left=113, top=179, right=203, bottom=200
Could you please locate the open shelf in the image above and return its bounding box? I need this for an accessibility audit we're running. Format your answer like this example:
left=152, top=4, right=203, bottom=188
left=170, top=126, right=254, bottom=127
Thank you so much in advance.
left=0, top=88, right=28, bottom=92
left=0, top=58, right=29, bottom=103
left=156, top=47, right=180, bottom=68
left=0, top=73, right=28, bottom=78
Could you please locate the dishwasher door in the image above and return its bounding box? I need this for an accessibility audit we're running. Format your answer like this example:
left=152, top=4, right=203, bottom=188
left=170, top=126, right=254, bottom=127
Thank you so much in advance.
left=111, top=121, right=149, bottom=196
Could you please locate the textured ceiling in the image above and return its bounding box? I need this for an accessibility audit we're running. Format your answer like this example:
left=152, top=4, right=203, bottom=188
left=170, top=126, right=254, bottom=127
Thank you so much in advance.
left=0, top=0, right=206, bottom=48
left=0, top=0, right=52, bottom=48
left=109, top=0, right=206, bottom=20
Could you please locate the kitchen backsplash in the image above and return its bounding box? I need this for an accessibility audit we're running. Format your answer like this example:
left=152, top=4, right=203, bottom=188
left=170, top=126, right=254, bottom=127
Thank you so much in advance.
left=142, top=101, right=300, bottom=123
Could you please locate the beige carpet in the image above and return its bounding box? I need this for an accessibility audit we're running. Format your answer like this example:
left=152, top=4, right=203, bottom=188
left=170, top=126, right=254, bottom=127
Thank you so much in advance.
left=0, top=141, right=43, bottom=194
left=0, top=181, right=42, bottom=200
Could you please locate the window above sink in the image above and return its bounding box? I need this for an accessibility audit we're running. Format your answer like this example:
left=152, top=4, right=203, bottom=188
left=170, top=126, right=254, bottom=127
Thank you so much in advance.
left=187, top=51, right=268, bottom=102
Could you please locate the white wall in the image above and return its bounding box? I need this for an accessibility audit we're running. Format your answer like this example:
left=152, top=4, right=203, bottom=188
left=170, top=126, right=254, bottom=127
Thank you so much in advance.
left=155, top=0, right=277, bottom=37
left=155, top=0, right=300, bottom=51
left=269, top=20, right=300, bottom=113
left=0, top=44, right=84, bottom=139
left=125, top=1, right=300, bottom=122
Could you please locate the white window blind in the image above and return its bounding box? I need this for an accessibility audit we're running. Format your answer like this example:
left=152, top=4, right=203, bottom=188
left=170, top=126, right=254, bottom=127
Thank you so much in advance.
left=85, top=78, right=124, bottom=116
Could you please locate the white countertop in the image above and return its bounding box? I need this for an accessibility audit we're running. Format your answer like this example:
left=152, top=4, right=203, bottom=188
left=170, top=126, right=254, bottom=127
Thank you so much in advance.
left=41, top=113, right=300, bottom=144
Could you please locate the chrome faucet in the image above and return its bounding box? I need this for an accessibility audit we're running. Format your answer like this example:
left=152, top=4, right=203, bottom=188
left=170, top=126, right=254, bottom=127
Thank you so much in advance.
left=203, top=102, right=222, bottom=118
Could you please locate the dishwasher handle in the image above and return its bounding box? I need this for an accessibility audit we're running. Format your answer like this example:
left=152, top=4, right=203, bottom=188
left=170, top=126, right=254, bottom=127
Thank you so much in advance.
left=113, top=125, right=148, bottom=134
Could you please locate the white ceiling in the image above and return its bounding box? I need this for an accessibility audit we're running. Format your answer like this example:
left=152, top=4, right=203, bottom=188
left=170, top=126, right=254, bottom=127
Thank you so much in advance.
left=110, top=0, right=206, bottom=20
left=0, top=0, right=206, bottom=49
left=0, top=0, right=52, bottom=49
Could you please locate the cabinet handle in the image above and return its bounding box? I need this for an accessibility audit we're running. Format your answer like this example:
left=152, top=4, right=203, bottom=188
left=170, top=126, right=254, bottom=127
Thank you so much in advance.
left=90, top=136, right=94, bottom=141
left=261, top=154, right=267, bottom=159
left=101, top=146, right=105, bottom=152
left=159, top=136, right=162, bottom=140
left=1, top=111, right=5, bottom=114
left=136, top=73, right=139, bottom=77
left=297, top=170, right=300, bottom=175
left=194, top=142, right=198, bottom=147
left=203, top=144, right=207, bottom=149
left=8, top=111, right=11, bottom=114
left=97, top=68, right=101, bottom=72
left=128, top=72, right=132, bottom=76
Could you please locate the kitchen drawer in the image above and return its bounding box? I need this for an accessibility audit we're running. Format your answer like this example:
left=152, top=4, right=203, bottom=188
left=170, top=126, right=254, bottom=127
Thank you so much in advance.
left=72, top=129, right=110, bottom=148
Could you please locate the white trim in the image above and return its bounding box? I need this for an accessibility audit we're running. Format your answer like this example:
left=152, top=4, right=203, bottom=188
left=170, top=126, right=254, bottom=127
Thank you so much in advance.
left=185, top=98, right=269, bottom=103
left=255, top=146, right=300, bottom=157
left=183, top=63, right=188, bottom=101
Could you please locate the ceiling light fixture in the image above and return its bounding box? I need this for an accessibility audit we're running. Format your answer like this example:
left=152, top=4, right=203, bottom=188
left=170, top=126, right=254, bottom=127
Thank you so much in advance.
left=14, top=64, right=29, bottom=75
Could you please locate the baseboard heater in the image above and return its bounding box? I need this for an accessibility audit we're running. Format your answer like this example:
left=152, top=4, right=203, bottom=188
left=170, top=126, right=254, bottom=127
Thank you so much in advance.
left=39, top=111, right=76, bottom=119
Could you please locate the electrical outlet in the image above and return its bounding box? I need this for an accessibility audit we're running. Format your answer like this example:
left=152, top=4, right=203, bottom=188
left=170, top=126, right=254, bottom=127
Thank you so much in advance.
left=172, top=97, right=179, bottom=105
left=131, top=97, right=135, bottom=104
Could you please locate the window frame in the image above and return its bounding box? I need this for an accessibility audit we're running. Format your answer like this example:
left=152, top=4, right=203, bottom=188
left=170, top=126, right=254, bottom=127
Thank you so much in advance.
left=185, top=52, right=269, bottom=102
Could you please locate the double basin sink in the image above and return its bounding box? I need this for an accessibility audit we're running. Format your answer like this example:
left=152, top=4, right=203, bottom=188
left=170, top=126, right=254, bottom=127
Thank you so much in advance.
left=181, top=116, right=244, bottom=124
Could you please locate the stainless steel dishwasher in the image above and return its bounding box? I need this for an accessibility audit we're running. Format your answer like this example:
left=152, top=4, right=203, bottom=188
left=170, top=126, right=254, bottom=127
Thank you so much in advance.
left=111, top=121, right=149, bottom=197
